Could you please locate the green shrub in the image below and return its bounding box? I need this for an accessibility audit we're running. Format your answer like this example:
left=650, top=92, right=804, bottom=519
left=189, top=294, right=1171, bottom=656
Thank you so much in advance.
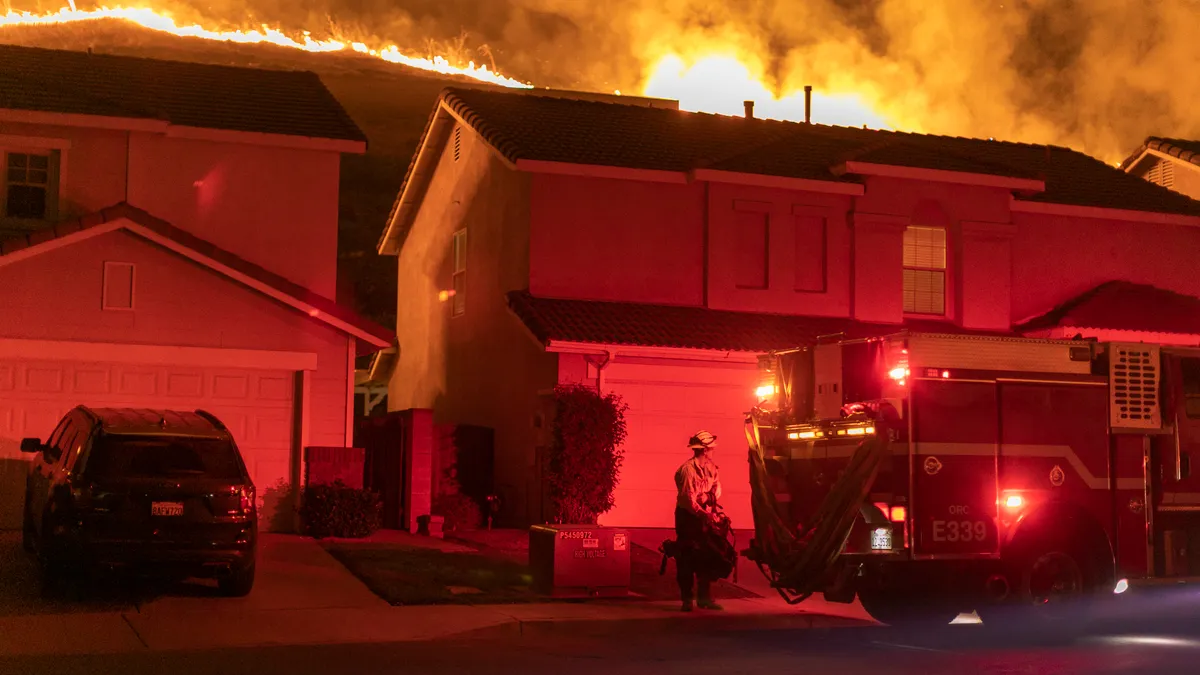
left=299, top=481, right=382, bottom=539
left=547, top=384, right=628, bottom=524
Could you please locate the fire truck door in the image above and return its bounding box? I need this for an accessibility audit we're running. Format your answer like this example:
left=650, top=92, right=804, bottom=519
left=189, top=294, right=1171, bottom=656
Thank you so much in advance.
left=911, top=379, right=1000, bottom=557
left=1153, top=354, right=1200, bottom=576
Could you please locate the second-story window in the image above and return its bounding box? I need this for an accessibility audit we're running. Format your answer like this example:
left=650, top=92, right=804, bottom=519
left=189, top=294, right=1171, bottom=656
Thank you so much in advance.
left=902, top=225, right=946, bottom=316
left=451, top=228, right=467, bottom=317
left=3, top=151, right=56, bottom=220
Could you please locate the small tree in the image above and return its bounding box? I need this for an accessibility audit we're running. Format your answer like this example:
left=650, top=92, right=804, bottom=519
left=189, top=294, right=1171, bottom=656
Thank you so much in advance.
left=547, top=384, right=628, bottom=524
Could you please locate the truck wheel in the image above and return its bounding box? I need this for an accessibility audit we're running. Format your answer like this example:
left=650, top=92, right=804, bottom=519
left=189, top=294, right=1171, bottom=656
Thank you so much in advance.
left=977, top=536, right=1102, bottom=630
left=857, top=587, right=961, bottom=628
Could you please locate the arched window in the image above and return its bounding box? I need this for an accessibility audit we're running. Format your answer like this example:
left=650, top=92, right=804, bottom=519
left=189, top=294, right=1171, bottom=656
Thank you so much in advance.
left=902, top=226, right=946, bottom=315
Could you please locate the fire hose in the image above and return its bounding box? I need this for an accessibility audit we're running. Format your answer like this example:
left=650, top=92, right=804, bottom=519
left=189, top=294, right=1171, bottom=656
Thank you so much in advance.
left=742, top=414, right=889, bottom=604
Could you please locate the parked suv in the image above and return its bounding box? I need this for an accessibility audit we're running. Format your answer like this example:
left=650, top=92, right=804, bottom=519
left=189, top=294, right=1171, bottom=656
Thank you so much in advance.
left=20, top=406, right=257, bottom=596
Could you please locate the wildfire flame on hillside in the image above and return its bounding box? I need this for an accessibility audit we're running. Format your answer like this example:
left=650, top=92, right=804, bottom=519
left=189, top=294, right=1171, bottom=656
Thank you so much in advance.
left=0, top=3, right=894, bottom=129
left=0, top=5, right=534, bottom=88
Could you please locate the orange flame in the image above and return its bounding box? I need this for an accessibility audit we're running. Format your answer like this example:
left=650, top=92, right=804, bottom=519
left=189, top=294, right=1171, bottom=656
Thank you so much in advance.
left=0, top=5, right=533, bottom=89
left=2, top=5, right=897, bottom=129
left=643, top=54, right=892, bottom=129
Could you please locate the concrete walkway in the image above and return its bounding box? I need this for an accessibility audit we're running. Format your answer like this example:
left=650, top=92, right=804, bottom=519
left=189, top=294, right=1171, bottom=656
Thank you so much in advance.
left=0, top=531, right=872, bottom=657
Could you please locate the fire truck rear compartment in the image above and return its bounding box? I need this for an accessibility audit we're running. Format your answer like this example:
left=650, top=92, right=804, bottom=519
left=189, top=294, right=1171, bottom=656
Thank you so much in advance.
left=747, top=333, right=1200, bottom=625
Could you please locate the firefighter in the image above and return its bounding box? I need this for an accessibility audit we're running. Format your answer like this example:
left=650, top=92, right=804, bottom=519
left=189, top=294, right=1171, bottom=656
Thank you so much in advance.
left=673, top=430, right=724, bottom=612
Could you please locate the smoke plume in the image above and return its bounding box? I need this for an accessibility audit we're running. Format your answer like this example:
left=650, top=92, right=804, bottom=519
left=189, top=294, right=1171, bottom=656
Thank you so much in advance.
left=9, top=0, right=1200, bottom=161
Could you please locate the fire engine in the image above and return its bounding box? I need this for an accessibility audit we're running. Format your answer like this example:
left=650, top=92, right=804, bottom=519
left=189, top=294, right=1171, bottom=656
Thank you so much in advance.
left=743, top=331, right=1200, bottom=626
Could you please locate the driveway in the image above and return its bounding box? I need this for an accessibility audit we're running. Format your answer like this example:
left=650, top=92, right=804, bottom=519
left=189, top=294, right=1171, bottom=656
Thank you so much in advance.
left=0, top=530, right=386, bottom=617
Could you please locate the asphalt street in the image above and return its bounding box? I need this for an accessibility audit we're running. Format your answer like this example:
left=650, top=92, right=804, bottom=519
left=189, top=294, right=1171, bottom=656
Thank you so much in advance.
left=9, top=589, right=1200, bottom=675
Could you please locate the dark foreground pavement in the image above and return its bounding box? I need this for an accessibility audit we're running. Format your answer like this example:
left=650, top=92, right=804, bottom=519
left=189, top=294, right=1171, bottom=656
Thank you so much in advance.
left=8, top=603, right=1200, bottom=675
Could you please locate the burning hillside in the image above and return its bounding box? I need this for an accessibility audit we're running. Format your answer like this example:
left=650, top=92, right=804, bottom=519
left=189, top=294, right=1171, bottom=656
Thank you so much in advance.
left=4, top=1, right=1198, bottom=162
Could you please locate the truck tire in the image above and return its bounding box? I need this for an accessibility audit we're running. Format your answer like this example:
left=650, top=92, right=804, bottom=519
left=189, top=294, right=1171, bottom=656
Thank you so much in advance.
left=976, top=534, right=1103, bottom=631
left=857, top=587, right=961, bottom=628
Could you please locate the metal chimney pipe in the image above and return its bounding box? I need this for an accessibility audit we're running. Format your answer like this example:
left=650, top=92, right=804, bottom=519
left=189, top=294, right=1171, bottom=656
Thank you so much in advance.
left=744, top=100, right=755, bottom=119
left=804, top=86, right=812, bottom=124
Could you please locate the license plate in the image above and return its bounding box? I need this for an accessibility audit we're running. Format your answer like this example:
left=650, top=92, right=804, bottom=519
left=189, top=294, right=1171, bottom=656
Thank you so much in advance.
left=871, top=527, right=893, bottom=551
left=151, top=501, right=184, bottom=517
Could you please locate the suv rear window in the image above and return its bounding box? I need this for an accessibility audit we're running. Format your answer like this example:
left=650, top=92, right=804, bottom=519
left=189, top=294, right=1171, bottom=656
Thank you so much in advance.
left=85, top=434, right=245, bottom=480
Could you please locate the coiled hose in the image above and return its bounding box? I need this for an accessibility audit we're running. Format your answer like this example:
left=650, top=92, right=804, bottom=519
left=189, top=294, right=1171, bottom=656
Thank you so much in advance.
left=743, top=416, right=889, bottom=604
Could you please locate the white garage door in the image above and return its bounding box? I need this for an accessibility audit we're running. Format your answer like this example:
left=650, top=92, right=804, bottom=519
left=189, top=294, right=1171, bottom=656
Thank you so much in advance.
left=0, top=357, right=295, bottom=529
left=599, top=359, right=760, bottom=529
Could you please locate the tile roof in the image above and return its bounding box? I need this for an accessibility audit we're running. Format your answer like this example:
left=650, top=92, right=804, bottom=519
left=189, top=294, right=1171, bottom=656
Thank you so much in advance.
left=1017, top=281, right=1200, bottom=336
left=0, top=203, right=392, bottom=349
left=0, top=44, right=365, bottom=143
left=508, top=291, right=1010, bottom=353
left=436, top=87, right=1200, bottom=217
left=1142, top=137, right=1200, bottom=168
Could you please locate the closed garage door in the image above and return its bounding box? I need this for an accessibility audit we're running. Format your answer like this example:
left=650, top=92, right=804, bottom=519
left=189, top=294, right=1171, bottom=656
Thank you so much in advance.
left=0, top=357, right=295, bottom=529
left=599, top=359, right=759, bottom=529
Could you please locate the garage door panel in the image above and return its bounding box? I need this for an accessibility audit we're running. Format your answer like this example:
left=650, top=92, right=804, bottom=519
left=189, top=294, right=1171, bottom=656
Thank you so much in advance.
left=256, top=374, right=292, bottom=401
left=117, top=368, right=159, bottom=397
left=25, top=366, right=64, bottom=393
left=73, top=367, right=112, bottom=395
left=166, top=371, right=205, bottom=398
left=0, top=358, right=298, bottom=530
left=601, top=361, right=760, bottom=529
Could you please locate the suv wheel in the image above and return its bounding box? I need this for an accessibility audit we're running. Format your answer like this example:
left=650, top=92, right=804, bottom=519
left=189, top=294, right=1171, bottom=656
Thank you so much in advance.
left=219, top=561, right=256, bottom=597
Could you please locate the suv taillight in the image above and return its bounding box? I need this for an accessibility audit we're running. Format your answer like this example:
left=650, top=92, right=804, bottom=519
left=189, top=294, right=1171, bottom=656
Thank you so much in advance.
left=238, top=486, right=255, bottom=515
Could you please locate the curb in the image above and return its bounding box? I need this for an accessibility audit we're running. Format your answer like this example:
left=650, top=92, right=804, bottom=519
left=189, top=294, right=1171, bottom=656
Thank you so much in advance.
left=444, top=611, right=872, bottom=641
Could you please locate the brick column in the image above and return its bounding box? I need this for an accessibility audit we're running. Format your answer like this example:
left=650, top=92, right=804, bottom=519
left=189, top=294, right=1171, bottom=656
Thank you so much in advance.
left=403, top=408, right=435, bottom=533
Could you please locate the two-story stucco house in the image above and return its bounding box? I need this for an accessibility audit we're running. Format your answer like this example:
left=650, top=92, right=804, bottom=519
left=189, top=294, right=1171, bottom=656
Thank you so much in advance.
left=379, top=86, right=1200, bottom=529
left=1122, top=137, right=1200, bottom=201
left=0, top=44, right=393, bottom=529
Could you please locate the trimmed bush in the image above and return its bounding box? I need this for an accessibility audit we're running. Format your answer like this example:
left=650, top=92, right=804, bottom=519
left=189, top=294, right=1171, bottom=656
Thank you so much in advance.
left=299, top=480, right=382, bottom=539
left=547, top=384, right=628, bottom=524
left=432, top=492, right=482, bottom=532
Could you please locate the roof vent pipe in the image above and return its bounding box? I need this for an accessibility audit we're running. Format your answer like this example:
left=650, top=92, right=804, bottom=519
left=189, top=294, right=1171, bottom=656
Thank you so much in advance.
left=744, top=100, right=754, bottom=119
left=804, top=85, right=812, bottom=124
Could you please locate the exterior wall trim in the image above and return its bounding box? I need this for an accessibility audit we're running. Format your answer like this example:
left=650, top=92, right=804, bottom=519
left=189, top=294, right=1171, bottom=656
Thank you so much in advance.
left=545, top=339, right=760, bottom=363
left=1142, top=148, right=1200, bottom=176
left=835, top=160, right=1047, bottom=192
left=690, top=168, right=866, bottom=195
left=1025, top=326, right=1200, bottom=347
left=0, top=108, right=364, bottom=153
left=0, top=337, right=318, bottom=370
left=1010, top=198, right=1200, bottom=227
left=517, top=159, right=689, bottom=184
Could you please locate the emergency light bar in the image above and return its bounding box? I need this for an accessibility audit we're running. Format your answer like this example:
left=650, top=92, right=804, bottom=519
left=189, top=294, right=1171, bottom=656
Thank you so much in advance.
left=786, top=423, right=875, bottom=440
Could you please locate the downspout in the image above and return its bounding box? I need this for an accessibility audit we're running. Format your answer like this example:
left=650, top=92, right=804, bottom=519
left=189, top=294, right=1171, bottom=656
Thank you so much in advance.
left=585, top=350, right=615, bottom=393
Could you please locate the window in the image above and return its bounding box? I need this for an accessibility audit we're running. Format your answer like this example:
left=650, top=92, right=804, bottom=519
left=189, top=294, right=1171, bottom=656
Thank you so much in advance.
left=903, top=226, right=946, bottom=315
left=103, top=262, right=136, bottom=311
left=734, top=211, right=769, bottom=289
left=3, top=151, right=58, bottom=220
left=451, top=229, right=467, bottom=317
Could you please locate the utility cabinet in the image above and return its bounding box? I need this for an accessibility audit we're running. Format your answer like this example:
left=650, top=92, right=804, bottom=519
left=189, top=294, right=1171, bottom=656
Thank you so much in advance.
left=528, top=524, right=631, bottom=597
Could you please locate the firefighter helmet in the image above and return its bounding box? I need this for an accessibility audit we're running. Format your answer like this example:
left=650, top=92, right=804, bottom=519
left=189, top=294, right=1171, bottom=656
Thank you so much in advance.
left=688, top=430, right=718, bottom=449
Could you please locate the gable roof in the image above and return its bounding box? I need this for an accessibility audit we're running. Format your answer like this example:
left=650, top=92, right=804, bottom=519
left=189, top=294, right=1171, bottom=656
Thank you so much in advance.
left=0, top=44, right=366, bottom=148
left=508, top=291, right=1011, bottom=353
left=380, top=87, right=1200, bottom=252
left=0, top=203, right=392, bottom=351
left=1017, top=281, right=1200, bottom=337
left=1121, top=137, right=1200, bottom=171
